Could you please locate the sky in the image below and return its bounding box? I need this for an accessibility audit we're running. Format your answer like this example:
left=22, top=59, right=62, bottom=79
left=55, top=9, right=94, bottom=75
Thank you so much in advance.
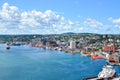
left=0, top=0, right=120, bottom=34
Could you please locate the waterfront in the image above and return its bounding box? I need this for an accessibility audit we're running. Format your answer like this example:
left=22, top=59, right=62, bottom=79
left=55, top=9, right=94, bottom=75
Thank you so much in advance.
left=0, top=44, right=120, bottom=80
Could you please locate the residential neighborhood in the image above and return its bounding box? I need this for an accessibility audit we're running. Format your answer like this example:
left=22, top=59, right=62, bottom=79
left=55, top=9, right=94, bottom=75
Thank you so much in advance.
left=1, top=33, right=120, bottom=66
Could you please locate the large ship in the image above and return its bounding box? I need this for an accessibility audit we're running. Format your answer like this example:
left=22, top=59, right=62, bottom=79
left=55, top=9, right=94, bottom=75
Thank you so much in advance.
left=83, top=64, right=116, bottom=80
left=98, top=64, right=116, bottom=79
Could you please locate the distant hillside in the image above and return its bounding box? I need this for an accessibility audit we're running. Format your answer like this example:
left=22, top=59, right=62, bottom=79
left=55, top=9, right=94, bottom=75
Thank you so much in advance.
left=62, top=32, right=76, bottom=34
left=62, top=32, right=100, bottom=35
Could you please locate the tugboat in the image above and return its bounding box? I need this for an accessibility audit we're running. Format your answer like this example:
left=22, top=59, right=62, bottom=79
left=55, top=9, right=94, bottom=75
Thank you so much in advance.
left=98, top=64, right=116, bottom=79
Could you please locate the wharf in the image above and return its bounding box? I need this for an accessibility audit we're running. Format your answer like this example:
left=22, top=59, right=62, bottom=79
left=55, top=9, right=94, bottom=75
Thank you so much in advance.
left=112, top=76, right=120, bottom=80
left=83, top=77, right=120, bottom=80
left=97, top=52, right=107, bottom=60
left=83, top=76, right=100, bottom=80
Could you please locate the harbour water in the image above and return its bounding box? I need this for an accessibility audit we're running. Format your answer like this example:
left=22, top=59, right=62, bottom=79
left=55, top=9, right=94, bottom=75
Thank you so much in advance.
left=0, top=44, right=120, bottom=80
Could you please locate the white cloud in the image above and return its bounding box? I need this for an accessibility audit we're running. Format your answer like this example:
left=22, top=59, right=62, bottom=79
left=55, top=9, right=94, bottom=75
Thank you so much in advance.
left=84, top=18, right=103, bottom=29
left=74, top=27, right=83, bottom=32
left=1, top=3, right=19, bottom=20
left=114, top=25, right=120, bottom=29
left=81, top=18, right=117, bottom=33
left=0, top=3, right=80, bottom=34
left=108, top=17, right=120, bottom=32
left=1, top=3, right=119, bottom=34
left=82, top=18, right=105, bottom=33
left=108, top=17, right=120, bottom=24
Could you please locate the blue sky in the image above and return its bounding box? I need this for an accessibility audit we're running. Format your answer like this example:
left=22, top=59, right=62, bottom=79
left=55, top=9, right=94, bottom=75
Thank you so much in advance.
left=0, top=0, right=120, bottom=34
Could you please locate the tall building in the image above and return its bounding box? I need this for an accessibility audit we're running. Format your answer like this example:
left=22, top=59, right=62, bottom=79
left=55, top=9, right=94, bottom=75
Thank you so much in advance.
left=69, top=41, right=76, bottom=49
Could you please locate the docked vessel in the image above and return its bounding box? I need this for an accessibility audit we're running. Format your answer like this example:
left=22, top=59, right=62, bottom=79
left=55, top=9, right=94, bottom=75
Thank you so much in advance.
left=6, top=45, right=10, bottom=50
left=98, top=64, right=116, bottom=79
left=83, top=64, right=116, bottom=80
left=81, top=51, right=89, bottom=56
left=90, top=52, right=103, bottom=59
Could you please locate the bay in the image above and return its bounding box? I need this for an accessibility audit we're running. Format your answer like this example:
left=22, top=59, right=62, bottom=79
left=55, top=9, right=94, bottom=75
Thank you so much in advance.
left=0, top=44, right=119, bottom=80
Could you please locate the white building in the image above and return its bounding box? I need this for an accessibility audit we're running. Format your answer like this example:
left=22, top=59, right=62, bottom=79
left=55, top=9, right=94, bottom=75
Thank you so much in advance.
left=69, top=41, right=76, bottom=49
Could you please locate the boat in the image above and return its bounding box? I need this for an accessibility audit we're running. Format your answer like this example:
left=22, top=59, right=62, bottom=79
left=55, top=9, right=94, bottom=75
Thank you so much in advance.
left=98, top=64, right=116, bottom=79
left=83, top=64, right=116, bottom=80
left=58, top=47, right=62, bottom=51
left=36, top=45, right=44, bottom=48
left=29, top=42, right=36, bottom=47
left=106, top=60, right=119, bottom=66
left=81, top=51, right=89, bottom=56
left=11, top=42, right=21, bottom=46
left=6, top=45, right=10, bottom=50
left=90, top=53, right=102, bottom=59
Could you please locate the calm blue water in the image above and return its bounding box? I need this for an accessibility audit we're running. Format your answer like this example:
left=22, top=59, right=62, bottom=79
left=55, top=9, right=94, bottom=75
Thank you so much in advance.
left=0, top=44, right=120, bottom=80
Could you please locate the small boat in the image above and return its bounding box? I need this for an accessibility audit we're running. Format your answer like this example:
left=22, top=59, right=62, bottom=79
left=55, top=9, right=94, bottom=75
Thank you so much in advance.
left=109, top=58, right=115, bottom=62
left=37, top=45, right=44, bottom=48
left=58, top=48, right=62, bottom=51
left=90, top=53, right=102, bottom=59
left=29, top=42, right=36, bottom=47
left=11, top=42, right=21, bottom=46
left=106, top=60, right=119, bottom=66
left=6, top=45, right=10, bottom=50
left=81, top=51, right=89, bottom=56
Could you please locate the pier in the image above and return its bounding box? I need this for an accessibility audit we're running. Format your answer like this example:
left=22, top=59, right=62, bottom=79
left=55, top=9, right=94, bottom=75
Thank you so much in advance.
left=83, top=76, right=120, bottom=80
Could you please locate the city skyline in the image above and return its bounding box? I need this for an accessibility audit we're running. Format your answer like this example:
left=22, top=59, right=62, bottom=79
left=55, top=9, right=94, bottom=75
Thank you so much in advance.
left=0, top=0, right=120, bottom=34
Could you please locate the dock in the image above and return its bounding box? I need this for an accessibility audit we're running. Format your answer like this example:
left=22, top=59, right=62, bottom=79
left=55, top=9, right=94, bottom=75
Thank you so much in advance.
left=112, top=76, right=120, bottom=80
left=83, top=76, right=120, bottom=80
left=83, top=76, right=100, bottom=80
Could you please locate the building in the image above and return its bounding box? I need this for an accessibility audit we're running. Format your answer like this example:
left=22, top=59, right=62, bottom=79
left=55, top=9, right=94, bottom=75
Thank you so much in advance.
left=102, top=44, right=118, bottom=54
left=69, top=40, right=76, bottom=49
